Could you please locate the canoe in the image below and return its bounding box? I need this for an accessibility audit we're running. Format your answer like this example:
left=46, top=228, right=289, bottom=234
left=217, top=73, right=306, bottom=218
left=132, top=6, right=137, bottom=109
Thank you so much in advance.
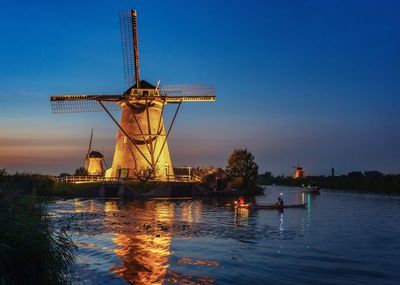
left=236, top=203, right=307, bottom=210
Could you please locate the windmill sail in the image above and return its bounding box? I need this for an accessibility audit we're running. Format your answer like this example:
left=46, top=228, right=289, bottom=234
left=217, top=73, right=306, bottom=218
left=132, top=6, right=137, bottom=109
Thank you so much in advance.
left=50, top=95, right=121, bottom=113
left=160, top=84, right=215, bottom=97
left=120, top=10, right=140, bottom=87
left=87, top=128, right=93, bottom=156
left=50, top=89, right=215, bottom=113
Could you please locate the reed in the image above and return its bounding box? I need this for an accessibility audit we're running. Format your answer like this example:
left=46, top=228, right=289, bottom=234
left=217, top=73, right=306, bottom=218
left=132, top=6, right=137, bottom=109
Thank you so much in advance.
left=0, top=186, right=76, bottom=284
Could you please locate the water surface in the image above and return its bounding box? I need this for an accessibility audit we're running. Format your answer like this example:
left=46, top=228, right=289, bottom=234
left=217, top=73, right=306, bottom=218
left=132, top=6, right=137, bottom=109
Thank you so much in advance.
left=49, top=186, right=400, bottom=285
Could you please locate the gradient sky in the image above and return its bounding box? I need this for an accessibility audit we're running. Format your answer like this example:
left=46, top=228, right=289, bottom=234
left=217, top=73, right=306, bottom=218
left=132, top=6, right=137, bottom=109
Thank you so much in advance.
left=1, top=0, right=399, bottom=176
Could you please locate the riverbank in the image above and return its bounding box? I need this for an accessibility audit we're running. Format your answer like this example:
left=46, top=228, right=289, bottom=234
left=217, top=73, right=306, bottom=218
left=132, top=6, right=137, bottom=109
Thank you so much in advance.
left=0, top=169, right=264, bottom=199
left=52, top=181, right=212, bottom=198
left=53, top=181, right=262, bottom=199
left=258, top=173, right=400, bottom=194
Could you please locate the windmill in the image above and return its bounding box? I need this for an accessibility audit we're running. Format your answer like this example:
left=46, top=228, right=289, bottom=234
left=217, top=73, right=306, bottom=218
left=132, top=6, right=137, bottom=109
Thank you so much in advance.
left=50, top=9, right=216, bottom=180
left=84, top=129, right=105, bottom=176
left=292, top=160, right=304, bottom=179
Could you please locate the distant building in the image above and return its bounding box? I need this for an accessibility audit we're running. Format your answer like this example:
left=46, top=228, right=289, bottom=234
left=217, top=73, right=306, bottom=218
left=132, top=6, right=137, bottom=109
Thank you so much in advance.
left=293, top=166, right=304, bottom=179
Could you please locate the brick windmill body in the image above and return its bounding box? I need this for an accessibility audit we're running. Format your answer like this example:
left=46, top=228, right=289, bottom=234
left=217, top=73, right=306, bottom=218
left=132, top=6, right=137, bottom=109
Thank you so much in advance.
left=51, top=10, right=215, bottom=181
left=110, top=80, right=173, bottom=179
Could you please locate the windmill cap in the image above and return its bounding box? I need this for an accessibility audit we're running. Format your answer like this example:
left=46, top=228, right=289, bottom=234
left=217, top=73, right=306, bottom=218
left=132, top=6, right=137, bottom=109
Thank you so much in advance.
left=88, top=151, right=104, bottom=158
left=124, top=80, right=156, bottom=94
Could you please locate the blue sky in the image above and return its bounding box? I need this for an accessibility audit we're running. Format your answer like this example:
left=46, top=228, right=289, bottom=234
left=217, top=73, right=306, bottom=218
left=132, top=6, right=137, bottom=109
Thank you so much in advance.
left=0, top=0, right=399, bottom=175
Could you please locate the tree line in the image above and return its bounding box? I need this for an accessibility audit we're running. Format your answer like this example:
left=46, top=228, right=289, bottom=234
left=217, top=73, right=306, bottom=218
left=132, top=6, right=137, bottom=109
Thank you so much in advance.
left=257, top=170, right=400, bottom=194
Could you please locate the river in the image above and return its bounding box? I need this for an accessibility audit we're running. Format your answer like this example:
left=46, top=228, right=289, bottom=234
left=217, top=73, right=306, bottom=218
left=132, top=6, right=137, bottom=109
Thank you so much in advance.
left=49, top=186, right=400, bottom=285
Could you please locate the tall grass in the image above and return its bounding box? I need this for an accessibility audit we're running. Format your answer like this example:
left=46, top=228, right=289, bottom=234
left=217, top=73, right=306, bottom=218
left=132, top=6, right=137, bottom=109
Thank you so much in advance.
left=0, top=169, right=76, bottom=285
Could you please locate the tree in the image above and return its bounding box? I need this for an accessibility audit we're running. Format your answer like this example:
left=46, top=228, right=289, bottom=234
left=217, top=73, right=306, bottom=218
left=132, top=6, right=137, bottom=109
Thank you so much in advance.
left=74, top=167, right=87, bottom=176
left=226, top=149, right=259, bottom=188
left=0, top=168, right=8, bottom=184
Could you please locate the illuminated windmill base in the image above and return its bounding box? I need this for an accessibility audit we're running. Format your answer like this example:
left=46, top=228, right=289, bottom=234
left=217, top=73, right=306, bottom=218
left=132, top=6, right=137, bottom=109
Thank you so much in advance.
left=108, top=83, right=173, bottom=180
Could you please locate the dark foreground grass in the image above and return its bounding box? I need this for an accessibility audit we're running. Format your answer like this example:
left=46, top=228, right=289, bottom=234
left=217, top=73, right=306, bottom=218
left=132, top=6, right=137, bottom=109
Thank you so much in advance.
left=0, top=196, right=76, bottom=285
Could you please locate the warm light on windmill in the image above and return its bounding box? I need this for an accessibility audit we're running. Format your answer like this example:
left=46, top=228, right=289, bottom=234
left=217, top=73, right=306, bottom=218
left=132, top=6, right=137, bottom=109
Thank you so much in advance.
left=50, top=9, right=216, bottom=182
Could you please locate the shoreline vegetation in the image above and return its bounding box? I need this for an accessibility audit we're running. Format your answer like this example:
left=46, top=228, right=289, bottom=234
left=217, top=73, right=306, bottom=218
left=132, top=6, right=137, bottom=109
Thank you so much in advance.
left=0, top=169, right=76, bottom=285
left=257, top=171, right=400, bottom=194
left=1, top=166, right=399, bottom=199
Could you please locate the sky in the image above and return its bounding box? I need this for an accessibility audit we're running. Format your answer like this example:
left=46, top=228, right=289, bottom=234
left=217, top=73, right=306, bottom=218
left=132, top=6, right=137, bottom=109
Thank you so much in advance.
left=0, top=0, right=399, bottom=176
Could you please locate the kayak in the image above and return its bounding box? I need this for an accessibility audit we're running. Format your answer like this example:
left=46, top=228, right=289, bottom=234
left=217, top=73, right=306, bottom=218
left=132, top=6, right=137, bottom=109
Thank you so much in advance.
left=236, top=203, right=307, bottom=210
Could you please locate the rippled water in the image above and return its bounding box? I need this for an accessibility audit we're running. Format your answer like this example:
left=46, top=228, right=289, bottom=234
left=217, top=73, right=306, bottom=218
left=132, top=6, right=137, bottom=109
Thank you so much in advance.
left=49, top=186, right=400, bottom=285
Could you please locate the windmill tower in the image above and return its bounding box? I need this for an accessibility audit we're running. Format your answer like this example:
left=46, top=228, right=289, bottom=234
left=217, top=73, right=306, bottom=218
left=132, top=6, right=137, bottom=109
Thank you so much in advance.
left=84, top=129, right=105, bottom=176
left=50, top=9, right=216, bottom=181
left=292, top=161, right=304, bottom=179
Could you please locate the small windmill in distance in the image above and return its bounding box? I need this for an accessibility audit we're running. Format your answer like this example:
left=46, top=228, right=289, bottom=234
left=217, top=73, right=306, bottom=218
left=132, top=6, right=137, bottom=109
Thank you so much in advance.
left=292, top=160, right=304, bottom=179
left=84, top=129, right=106, bottom=176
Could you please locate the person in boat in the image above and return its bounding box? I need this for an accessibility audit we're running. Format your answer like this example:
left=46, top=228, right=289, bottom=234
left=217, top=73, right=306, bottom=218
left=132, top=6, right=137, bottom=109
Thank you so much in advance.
left=275, top=197, right=284, bottom=207
left=237, top=196, right=245, bottom=205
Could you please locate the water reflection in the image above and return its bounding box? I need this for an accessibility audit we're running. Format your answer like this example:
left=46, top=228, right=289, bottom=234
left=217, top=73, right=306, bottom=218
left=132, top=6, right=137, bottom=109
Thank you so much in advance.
left=104, top=200, right=212, bottom=285
left=47, top=187, right=400, bottom=285
left=279, top=212, right=284, bottom=234
left=234, top=207, right=250, bottom=226
left=50, top=195, right=310, bottom=285
left=109, top=201, right=174, bottom=285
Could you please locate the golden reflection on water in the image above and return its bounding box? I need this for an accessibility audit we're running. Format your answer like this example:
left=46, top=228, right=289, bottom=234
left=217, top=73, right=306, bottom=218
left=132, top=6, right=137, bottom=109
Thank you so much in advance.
left=108, top=201, right=174, bottom=285
left=177, top=257, right=220, bottom=267
left=104, top=200, right=119, bottom=213
left=233, top=207, right=249, bottom=227
left=73, top=199, right=99, bottom=213
left=180, top=200, right=202, bottom=225
left=71, top=200, right=216, bottom=284
left=73, top=199, right=84, bottom=213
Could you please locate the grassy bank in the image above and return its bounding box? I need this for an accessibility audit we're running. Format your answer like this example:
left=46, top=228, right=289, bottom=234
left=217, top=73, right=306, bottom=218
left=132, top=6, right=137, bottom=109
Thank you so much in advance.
left=0, top=170, right=76, bottom=285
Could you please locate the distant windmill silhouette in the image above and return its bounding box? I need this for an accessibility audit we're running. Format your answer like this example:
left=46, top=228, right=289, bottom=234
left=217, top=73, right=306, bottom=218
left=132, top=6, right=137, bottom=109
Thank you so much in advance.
left=292, top=160, right=304, bottom=179
left=84, top=129, right=105, bottom=176
left=50, top=9, right=216, bottom=180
